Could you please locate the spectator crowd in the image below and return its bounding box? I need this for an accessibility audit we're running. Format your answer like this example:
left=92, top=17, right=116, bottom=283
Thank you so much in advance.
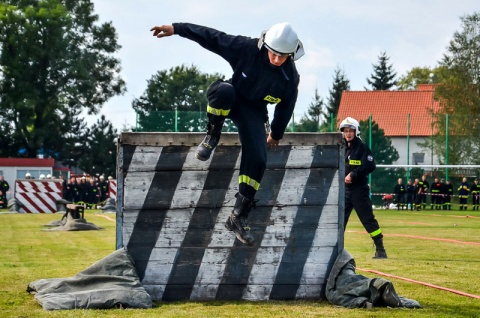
left=388, top=175, right=480, bottom=211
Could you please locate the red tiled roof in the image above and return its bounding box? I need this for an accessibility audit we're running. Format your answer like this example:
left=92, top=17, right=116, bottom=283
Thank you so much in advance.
left=0, top=158, right=55, bottom=167
left=337, top=84, right=442, bottom=137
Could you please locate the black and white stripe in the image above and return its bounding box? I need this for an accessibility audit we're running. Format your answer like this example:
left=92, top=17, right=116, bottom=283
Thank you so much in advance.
left=121, top=143, right=341, bottom=301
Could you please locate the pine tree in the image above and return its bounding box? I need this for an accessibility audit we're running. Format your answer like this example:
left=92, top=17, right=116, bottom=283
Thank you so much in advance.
left=294, top=89, right=324, bottom=132
left=366, top=52, right=397, bottom=90
left=324, top=67, right=350, bottom=129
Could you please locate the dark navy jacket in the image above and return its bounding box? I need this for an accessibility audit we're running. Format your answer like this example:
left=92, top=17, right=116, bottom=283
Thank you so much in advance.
left=173, top=23, right=300, bottom=141
left=345, top=137, right=376, bottom=189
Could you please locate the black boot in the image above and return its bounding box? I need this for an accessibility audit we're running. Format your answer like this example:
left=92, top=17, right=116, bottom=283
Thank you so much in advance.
left=225, top=193, right=255, bottom=246
left=373, top=236, right=388, bottom=259
left=195, top=120, right=224, bottom=161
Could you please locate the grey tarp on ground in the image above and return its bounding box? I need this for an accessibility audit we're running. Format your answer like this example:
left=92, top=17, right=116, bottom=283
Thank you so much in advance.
left=43, top=213, right=101, bottom=231
left=27, top=247, right=152, bottom=310
left=326, top=249, right=421, bottom=309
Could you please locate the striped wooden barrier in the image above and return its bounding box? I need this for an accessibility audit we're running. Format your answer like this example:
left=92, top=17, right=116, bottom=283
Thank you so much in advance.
left=108, top=180, right=117, bottom=199
left=14, top=179, right=64, bottom=213
left=116, top=132, right=345, bottom=301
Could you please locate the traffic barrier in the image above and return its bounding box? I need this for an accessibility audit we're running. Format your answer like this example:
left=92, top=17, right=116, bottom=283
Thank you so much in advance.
left=117, top=132, right=345, bottom=301
left=108, top=180, right=117, bottom=199
left=14, top=179, right=64, bottom=213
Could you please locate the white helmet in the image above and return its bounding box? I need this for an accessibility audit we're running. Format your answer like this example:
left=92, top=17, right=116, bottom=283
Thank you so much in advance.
left=258, top=22, right=305, bottom=61
left=39, top=174, right=45, bottom=180
left=339, top=117, right=361, bottom=137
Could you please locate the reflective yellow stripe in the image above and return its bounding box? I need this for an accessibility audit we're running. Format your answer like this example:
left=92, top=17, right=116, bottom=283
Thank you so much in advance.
left=264, top=95, right=281, bottom=104
left=349, top=159, right=361, bottom=165
left=370, top=228, right=382, bottom=238
left=238, top=174, right=260, bottom=190
left=207, top=105, right=230, bottom=116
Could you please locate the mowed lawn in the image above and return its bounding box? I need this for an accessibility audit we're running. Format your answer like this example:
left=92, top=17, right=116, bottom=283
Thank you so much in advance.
left=0, top=208, right=479, bottom=318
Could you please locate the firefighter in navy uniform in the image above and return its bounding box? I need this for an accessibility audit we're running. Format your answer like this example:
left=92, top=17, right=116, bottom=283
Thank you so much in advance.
left=430, top=177, right=443, bottom=210
left=444, top=179, right=453, bottom=210
left=151, top=22, right=304, bottom=245
left=340, top=117, right=387, bottom=259
left=394, top=178, right=406, bottom=210
left=471, top=179, right=480, bottom=210
left=406, top=179, right=415, bottom=210
left=458, top=177, right=470, bottom=210
left=421, top=174, right=430, bottom=209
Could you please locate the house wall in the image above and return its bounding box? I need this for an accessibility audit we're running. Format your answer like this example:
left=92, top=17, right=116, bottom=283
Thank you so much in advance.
left=0, top=166, right=53, bottom=200
left=390, top=136, right=440, bottom=166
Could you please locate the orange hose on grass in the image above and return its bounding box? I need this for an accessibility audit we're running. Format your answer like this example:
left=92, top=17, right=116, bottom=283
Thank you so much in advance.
left=357, top=267, right=480, bottom=300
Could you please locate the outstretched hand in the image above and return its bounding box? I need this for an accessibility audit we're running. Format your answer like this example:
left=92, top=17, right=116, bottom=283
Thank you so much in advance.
left=150, top=25, right=174, bottom=38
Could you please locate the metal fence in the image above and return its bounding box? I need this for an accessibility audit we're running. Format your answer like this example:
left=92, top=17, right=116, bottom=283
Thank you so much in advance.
left=369, top=165, right=480, bottom=208
left=136, top=111, right=480, bottom=208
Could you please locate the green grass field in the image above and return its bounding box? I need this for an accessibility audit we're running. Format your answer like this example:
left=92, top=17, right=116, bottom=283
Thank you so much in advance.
left=1, top=208, right=479, bottom=318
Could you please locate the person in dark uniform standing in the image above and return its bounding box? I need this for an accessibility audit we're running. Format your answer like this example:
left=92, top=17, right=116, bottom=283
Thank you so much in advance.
left=340, top=117, right=387, bottom=259
left=458, top=177, right=470, bottom=210
left=151, top=22, right=304, bottom=245
left=430, top=177, right=443, bottom=210
left=471, top=179, right=480, bottom=210
left=443, top=179, right=453, bottom=210
left=406, top=179, right=415, bottom=210
left=0, top=175, right=9, bottom=209
left=421, top=174, right=429, bottom=209
left=394, top=178, right=406, bottom=210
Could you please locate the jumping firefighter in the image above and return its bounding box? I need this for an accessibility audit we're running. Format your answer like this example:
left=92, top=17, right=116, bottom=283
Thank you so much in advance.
left=340, top=117, right=387, bottom=259
left=150, top=22, right=304, bottom=245
left=458, top=177, right=470, bottom=211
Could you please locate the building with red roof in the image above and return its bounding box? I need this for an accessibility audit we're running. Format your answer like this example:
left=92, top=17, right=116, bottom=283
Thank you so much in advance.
left=337, top=84, right=441, bottom=165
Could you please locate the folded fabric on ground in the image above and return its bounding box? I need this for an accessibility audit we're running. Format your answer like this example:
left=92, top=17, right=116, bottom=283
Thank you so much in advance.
left=27, top=247, right=152, bottom=310
left=43, top=213, right=101, bottom=231
left=326, top=249, right=421, bottom=309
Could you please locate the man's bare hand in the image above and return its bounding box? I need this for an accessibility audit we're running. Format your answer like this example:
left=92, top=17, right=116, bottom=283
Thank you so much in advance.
left=267, top=133, right=279, bottom=148
left=150, top=25, right=174, bottom=38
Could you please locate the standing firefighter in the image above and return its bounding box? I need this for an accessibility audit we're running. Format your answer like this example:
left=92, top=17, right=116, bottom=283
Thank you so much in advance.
left=394, top=178, right=406, bottom=210
left=471, top=179, right=480, bottom=210
left=430, top=177, right=443, bottom=210
left=406, top=179, right=415, bottom=210
left=340, top=117, right=387, bottom=259
left=151, top=22, right=304, bottom=245
left=458, top=177, right=470, bottom=211
left=443, top=179, right=453, bottom=210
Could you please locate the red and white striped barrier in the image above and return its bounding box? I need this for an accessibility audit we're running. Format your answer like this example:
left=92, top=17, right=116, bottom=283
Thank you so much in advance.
left=108, top=180, right=117, bottom=199
left=14, top=179, right=63, bottom=213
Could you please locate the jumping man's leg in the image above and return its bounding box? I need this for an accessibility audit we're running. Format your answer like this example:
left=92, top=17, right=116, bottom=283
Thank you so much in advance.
left=224, top=103, right=267, bottom=245
left=196, top=81, right=235, bottom=161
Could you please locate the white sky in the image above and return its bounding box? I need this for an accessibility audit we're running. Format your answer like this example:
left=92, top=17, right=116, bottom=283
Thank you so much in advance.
left=89, top=0, right=478, bottom=131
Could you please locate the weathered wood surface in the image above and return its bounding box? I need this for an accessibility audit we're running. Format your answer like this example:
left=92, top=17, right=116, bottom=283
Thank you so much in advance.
left=118, top=132, right=344, bottom=301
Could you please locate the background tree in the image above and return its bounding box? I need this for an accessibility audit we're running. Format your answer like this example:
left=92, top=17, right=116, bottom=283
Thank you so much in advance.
left=294, top=88, right=323, bottom=132
left=132, top=64, right=238, bottom=132
left=365, top=51, right=397, bottom=90
left=322, top=67, right=350, bottom=131
left=0, top=0, right=126, bottom=161
left=433, top=11, right=480, bottom=165
left=359, top=119, right=400, bottom=202
left=78, top=115, right=118, bottom=178
left=396, top=66, right=450, bottom=90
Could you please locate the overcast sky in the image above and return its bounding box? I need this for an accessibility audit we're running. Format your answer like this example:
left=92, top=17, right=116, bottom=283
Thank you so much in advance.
left=90, top=0, right=478, bottom=131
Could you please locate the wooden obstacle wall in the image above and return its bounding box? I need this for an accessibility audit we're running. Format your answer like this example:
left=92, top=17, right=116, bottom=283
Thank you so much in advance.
left=117, top=132, right=345, bottom=301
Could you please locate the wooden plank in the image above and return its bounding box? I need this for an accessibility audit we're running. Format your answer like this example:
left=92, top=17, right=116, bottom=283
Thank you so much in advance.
left=123, top=168, right=339, bottom=210
left=120, top=132, right=342, bottom=147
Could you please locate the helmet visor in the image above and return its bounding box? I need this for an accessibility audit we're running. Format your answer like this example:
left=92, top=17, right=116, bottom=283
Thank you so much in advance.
left=264, top=43, right=292, bottom=57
